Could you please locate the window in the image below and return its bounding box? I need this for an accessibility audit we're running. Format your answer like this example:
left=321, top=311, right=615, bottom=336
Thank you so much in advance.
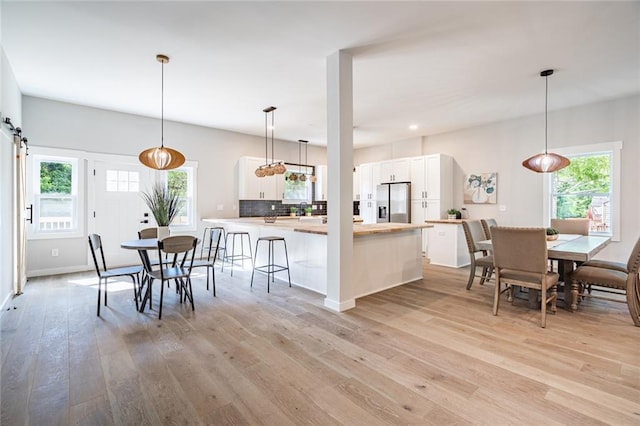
left=106, top=169, right=139, bottom=192
left=31, top=154, right=81, bottom=235
left=282, top=166, right=313, bottom=204
left=166, top=165, right=195, bottom=229
left=544, top=142, right=621, bottom=241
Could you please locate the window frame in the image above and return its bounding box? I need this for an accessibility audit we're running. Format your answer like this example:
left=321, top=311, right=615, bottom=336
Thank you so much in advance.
left=28, top=147, right=85, bottom=240
left=162, top=161, right=197, bottom=232
left=543, top=141, right=622, bottom=242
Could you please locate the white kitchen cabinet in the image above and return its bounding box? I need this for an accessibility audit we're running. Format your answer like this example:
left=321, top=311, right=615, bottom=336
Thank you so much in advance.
left=379, top=158, right=411, bottom=183
left=360, top=199, right=377, bottom=224
left=359, top=162, right=380, bottom=203
left=426, top=222, right=470, bottom=268
left=315, top=164, right=328, bottom=201
left=409, top=154, right=452, bottom=220
left=238, top=156, right=282, bottom=200
left=411, top=199, right=441, bottom=254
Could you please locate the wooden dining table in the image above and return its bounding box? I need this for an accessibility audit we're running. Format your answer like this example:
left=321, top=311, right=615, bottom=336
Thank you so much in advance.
left=477, top=234, right=611, bottom=309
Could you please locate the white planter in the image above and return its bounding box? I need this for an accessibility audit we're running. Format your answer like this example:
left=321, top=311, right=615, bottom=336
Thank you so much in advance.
left=157, top=226, right=170, bottom=240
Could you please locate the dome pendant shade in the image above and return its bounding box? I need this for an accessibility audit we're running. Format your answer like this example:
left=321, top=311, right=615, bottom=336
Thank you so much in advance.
left=522, top=152, right=570, bottom=173
left=139, top=54, right=185, bottom=171
left=522, top=69, right=570, bottom=173
left=139, top=146, right=186, bottom=170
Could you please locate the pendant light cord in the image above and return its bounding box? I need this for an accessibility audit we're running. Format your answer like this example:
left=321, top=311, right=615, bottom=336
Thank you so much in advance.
left=161, top=59, right=164, bottom=149
left=264, top=111, right=268, bottom=166
left=271, top=110, right=275, bottom=164
left=544, top=73, right=548, bottom=155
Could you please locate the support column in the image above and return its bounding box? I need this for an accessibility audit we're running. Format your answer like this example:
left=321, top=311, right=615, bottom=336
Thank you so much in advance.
left=324, top=50, right=355, bottom=311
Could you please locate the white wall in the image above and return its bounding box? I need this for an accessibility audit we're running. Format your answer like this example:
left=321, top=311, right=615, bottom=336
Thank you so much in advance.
left=0, top=46, right=23, bottom=307
left=355, top=94, right=640, bottom=261
left=22, top=96, right=327, bottom=276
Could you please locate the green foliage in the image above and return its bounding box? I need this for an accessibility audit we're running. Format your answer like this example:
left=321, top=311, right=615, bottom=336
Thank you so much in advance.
left=290, top=206, right=298, bottom=213
left=546, top=227, right=559, bottom=235
left=140, top=182, right=183, bottom=226
left=167, top=170, right=188, bottom=196
left=447, top=208, right=460, bottom=215
left=40, top=162, right=72, bottom=194
left=553, top=155, right=610, bottom=219
left=304, top=206, right=313, bottom=213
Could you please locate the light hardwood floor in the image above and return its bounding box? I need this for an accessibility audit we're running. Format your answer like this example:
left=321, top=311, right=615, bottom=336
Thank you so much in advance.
left=1, top=260, right=638, bottom=425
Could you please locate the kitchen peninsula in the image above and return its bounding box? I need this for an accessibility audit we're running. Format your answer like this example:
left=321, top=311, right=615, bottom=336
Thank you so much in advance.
left=203, top=218, right=432, bottom=310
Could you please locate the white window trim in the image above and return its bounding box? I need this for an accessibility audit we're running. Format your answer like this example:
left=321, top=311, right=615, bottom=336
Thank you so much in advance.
left=542, top=141, right=622, bottom=242
left=27, top=147, right=86, bottom=240
left=160, top=160, right=198, bottom=232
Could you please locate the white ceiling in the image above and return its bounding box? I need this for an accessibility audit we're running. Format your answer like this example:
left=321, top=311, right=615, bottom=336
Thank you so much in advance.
left=2, top=1, right=639, bottom=148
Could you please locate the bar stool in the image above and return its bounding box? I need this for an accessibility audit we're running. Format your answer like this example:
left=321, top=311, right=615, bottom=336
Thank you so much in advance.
left=201, top=226, right=226, bottom=261
left=251, top=236, right=291, bottom=293
left=222, top=231, right=252, bottom=276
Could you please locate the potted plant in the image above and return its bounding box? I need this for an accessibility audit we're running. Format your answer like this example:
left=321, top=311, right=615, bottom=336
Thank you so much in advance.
left=546, top=227, right=559, bottom=241
left=141, top=182, right=182, bottom=240
left=447, top=208, right=461, bottom=220
left=304, top=206, right=313, bottom=216
left=290, top=206, right=298, bottom=217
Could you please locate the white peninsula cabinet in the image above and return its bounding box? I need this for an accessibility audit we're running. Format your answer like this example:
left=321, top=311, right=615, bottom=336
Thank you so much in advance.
left=238, top=156, right=282, bottom=200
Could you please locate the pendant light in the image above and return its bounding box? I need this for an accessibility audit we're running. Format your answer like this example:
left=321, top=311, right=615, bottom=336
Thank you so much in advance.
left=255, top=106, right=286, bottom=177
left=139, top=54, right=186, bottom=170
left=522, top=69, right=570, bottom=173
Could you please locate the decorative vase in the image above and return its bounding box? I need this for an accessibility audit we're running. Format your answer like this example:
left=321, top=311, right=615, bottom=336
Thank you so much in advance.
left=290, top=213, right=296, bottom=217
left=157, top=226, right=170, bottom=241
left=448, top=214, right=456, bottom=220
left=546, top=234, right=559, bottom=241
left=305, top=212, right=312, bottom=216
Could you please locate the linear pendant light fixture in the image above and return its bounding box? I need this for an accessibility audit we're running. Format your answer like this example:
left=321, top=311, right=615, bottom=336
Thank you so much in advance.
left=139, top=54, right=185, bottom=170
left=522, top=69, right=570, bottom=173
left=255, top=106, right=286, bottom=177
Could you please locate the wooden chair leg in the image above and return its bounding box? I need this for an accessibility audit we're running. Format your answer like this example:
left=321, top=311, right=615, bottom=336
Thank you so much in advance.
left=493, top=280, right=501, bottom=316
left=466, top=259, right=476, bottom=290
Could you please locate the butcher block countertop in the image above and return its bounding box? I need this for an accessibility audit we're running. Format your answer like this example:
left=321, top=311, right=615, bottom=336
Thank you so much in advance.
left=425, top=219, right=465, bottom=224
left=203, top=218, right=432, bottom=236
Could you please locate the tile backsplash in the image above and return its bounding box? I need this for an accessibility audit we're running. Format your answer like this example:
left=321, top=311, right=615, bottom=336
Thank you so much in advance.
left=239, top=200, right=360, bottom=217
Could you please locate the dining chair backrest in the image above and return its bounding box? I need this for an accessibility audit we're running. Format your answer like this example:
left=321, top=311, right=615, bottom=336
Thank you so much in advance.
left=158, top=235, right=197, bottom=271
left=138, top=227, right=158, bottom=239
left=491, top=227, right=548, bottom=274
left=204, top=228, right=222, bottom=261
left=481, top=218, right=498, bottom=239
left=550, top=218, right=590, bottom=235
left=626, top=236, right=640, bottom=274
left=88, top=233, right=107, bottom=274
left=462, top=220, right=487, bottom=254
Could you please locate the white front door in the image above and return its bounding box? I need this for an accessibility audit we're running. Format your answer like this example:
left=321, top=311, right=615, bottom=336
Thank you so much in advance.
left=93, top=158, right=154, bottom=267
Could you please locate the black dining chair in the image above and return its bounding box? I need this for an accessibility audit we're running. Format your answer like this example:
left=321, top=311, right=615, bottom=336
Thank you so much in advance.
left=88, top=234, right=143, bottom=316
left=142, top=235, right=197, bottom=319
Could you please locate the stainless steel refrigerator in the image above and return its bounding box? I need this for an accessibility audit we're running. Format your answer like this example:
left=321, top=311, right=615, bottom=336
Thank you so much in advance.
left=376, top=182, right=411, bottom=223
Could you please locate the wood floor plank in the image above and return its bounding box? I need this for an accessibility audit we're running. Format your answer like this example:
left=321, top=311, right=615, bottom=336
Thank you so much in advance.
left=1, top=262, right=638, bottom=424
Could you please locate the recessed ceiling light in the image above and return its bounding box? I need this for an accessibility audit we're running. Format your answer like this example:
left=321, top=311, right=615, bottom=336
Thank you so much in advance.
left=409, top=124, right=418, bottom=130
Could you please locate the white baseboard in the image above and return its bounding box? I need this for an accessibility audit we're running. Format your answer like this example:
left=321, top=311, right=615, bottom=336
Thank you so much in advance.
left=27, top=265, right=92, bottom=278
left=323, top=297, right=356, bottom=312
left=0, top=292, right=14, bottom=310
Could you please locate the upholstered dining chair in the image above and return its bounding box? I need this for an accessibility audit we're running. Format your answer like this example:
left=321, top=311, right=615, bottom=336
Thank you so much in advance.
left=550, top=218, right=590, bottom=235
left=88, top=234, right=143, bottom=316
left=143, top=235, right=197, bottom=319
left=491, top=227, right=559, bottom=328
left=569, top=236, right=640, bottom=326
left=480, top=218, right=498, bottom=239
left=192, top=227, right=222, bottom=297
left=462, top=220, right=494, bottom=290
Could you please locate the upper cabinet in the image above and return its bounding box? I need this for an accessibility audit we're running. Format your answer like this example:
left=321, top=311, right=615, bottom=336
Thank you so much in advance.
left=410, top=154, right=452, bottom=201
left=315, top=165, right=328, bottom=201
left=238, top=156, right=282, bottom=200
left=359, top=162, right=381, bottom=201
left=315, top=165, right=361, bottom=202
left=379, top=158, right=411, bottom=183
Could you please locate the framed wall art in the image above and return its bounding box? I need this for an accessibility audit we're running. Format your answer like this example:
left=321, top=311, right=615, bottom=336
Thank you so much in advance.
left=463, top=172, right=497, bottom=204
